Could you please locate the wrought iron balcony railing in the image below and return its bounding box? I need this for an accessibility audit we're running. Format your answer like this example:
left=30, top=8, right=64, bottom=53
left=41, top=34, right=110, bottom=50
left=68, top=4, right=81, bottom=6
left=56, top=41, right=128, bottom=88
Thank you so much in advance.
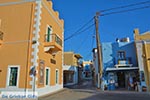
left=44, top=33, right=62, bottom=52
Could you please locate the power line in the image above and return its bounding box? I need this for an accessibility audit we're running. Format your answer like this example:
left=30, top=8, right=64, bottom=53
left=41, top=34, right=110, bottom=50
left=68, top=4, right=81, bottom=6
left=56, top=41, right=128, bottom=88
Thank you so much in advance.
left=75, top=31, right=91, bottom=53
left=98, top=1, right=150, bottom=42
left=100, top=0, right=150, bottom=12
left=64, top=17, right=94, bottom=41
left=84, top=29, right=96, bottom=60
left=64, top=1, right=150, bottom=42
left=101, top=5, right=150, bottom=16
left=75, top=27, right=95, bottom=53
left=64, top=23, right=94, bottom=41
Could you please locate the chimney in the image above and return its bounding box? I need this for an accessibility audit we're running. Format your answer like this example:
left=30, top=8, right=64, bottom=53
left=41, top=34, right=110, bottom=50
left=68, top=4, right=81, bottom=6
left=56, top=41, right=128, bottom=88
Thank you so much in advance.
left=134, top=28, right=139, bottom=36
left=134, top=28, right=140, bottom=40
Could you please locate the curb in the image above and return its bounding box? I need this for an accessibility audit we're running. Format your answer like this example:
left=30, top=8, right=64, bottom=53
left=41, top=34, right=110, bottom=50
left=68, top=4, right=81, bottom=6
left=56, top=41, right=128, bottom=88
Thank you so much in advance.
left=39, top=88, right=68, bottom=99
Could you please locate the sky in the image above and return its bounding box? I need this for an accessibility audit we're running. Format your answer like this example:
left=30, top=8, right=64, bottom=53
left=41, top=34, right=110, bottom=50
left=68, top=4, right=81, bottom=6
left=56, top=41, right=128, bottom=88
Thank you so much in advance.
left=52, top=0, right=150, bottom=61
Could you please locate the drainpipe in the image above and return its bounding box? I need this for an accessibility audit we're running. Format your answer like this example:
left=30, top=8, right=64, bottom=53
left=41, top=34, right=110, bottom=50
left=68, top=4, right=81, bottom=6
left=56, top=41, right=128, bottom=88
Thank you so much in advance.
left=25, top=4, right=34, bottom=93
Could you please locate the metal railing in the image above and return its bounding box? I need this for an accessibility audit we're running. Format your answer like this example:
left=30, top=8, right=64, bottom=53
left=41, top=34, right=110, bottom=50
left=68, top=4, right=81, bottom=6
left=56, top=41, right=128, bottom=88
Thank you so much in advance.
left=118, top=57, right=132, bottom=64
left=45, top=33, right=62, bottom=46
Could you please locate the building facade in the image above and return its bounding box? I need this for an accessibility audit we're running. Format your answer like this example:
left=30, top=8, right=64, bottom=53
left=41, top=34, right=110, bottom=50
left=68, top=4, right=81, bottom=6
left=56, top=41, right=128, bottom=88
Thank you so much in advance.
left=63, top=52, right=82, bottom=86
left=134, top=29, right=150, bottom=92
left=82, top=61, right=93, bottom=79
left=93, top=38, right=139, bottom=90
left=0, top=0, right=64, bottom=96
left=102, top=39, right=139, bottom=90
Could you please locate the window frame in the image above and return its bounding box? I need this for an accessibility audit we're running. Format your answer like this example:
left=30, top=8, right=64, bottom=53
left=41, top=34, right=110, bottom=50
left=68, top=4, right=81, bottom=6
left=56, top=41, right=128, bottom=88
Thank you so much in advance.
left=46, top=25, right=52, bottom=42
left=55, top=69, right=59, bottom=84
left=45, top=67, right=50, bottom=86
left=117, top=51, right=126, bottom=60
left=6, top=65, right=20, bottom=88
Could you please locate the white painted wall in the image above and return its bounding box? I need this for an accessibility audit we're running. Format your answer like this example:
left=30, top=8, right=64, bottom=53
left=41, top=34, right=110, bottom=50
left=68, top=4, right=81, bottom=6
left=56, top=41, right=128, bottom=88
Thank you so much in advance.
left=93, top=49, right=99, bottom=75
left=135, top=41, right=147, bottom=91
left=135, top=42, right=144, bottom=71
left=63, top=65, right=78, bottom=85
left=37, top=84, right=63, bottom=96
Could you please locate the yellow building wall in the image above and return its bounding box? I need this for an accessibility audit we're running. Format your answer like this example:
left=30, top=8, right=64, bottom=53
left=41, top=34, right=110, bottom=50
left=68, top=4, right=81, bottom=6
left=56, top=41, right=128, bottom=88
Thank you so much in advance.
left=0, top=1, right=34, bottom=88
left=134, top=29, right=150, bottom=41
left=143, top=43, right=150, bottom=91
left=0, top=0, right=21, bottom=3
left=64, top=52, right=81, bottom=66
left=37, top=0, right=64, bottom=88
left=64, top=52, right=74, bottom=66
left=73, top=56, right=79, bottom=66
left=0, top=0, right=64, bottom=90
left=134, top=29, right=150, bottom=91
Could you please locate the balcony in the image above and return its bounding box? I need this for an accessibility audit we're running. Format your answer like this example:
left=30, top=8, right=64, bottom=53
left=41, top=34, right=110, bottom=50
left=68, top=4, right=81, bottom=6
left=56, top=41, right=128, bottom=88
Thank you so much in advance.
left=115, top=58, right=133, bottom=68
left=44, top=33, right=62, bottom=53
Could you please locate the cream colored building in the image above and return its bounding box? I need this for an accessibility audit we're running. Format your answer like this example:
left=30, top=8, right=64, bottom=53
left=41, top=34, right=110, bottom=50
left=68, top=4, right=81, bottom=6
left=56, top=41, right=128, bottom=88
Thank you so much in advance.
left=0, top=0, right=64, bottom=96
left=134, top=29, right=150, bottom=92
left=63, top=52, right=82, bottom=86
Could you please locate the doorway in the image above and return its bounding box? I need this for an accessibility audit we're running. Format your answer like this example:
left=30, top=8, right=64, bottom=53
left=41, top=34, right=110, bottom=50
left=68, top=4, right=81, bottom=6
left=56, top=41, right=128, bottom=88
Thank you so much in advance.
left=117, top=72, right=125, bottom=88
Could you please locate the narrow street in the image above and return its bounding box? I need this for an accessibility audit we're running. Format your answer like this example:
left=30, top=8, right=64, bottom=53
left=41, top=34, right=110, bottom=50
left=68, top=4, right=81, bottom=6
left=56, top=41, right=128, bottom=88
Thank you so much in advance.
left=39, top=79, right=150, bottom=100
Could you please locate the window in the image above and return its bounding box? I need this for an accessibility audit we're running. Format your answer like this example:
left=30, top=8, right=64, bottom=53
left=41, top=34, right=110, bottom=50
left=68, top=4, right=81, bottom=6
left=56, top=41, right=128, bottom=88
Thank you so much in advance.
left=45, top=68, right=50, bottom=85
left=118, top=51, right=126, bottom=60
left=56, top=70, right=59, bottom=84
left=0, top=31, right=3, bottom=40
left=46, top=26, right=52, bottom=42
left=8, top=67, right=19, bottom=86
left=55, top=35, right=62, bottom=46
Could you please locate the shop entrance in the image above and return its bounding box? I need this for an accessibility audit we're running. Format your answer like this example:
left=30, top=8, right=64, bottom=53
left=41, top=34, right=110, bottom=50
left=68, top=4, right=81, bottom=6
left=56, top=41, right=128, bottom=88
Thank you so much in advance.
left=117, top=72, right=125, bottom=88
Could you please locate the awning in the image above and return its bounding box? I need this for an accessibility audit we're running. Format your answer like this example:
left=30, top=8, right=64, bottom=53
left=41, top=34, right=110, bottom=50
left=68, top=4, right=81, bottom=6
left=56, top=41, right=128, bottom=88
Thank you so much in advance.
left=106, top=67, right=139, bottom=72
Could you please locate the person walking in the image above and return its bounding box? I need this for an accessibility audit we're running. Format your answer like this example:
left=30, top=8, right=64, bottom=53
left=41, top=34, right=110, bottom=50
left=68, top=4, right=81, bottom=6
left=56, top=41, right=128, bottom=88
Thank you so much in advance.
left=128, top=76, right=133, bottom=90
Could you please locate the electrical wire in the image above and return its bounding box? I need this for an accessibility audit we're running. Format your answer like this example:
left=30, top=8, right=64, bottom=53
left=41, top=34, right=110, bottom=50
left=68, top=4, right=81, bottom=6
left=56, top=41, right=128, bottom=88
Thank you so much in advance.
left=64, top=23, right=95, bottom=41
left=75, top=33, right=90, bottom=53
left=100, top=0, right=150, bottom=13
left=64, top=17, right=94, bottom=41
left=75, top=27, right=95, bottom=53
left=65, top=1, right=150, bottom=60
left=63, top=1, right=150, bottom=42
left=84, top=30, right=96, bottom=60
left=101, top=5, right=150, bottom=16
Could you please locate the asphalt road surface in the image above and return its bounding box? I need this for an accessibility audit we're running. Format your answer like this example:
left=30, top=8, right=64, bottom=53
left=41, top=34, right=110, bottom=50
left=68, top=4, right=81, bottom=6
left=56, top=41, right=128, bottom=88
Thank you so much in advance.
left=39, top=79, right=150, bottom=100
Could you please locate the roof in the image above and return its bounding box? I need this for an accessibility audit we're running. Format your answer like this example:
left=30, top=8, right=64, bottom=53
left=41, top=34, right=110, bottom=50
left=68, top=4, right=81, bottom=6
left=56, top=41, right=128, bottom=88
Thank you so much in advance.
left=142, top=31, right=150, bottom=35
left=74, top=54, right=82, bottom=59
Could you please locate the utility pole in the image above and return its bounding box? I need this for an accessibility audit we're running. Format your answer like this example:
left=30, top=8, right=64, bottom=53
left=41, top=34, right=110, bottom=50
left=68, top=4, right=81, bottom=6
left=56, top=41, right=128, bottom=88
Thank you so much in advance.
left=94, top=12, right=103, bottom=89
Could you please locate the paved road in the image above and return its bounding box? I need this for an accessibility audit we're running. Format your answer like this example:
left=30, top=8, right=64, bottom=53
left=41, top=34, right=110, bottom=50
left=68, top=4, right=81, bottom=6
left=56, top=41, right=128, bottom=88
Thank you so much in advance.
left=39, top=79, right=150, bottom=100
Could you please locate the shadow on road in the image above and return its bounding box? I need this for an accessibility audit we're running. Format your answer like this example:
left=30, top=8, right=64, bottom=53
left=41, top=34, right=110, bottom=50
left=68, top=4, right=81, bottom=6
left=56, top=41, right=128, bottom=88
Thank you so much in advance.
left=79, top=91, right=150, bottom=100
left=64, top=79, right=96, bottom=90
left=39, top=79, right=150, bottom=100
